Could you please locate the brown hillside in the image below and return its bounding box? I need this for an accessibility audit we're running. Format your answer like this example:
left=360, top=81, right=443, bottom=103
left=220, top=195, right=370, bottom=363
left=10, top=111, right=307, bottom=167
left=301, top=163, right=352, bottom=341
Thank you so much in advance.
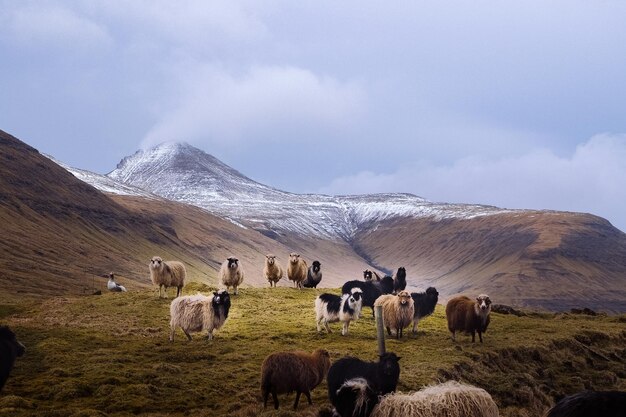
left=353, top=212, right=626, bottom=312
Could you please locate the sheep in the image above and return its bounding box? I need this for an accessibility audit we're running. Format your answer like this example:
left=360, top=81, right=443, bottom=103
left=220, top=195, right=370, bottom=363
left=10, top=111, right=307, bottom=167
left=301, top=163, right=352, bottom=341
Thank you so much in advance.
left=410, top=287, right=439, bottom=334
left=0, top=325, right=25, bottom=393
left=149, top=256, right=186, bottom=298
left=106, top=272, right=127, bottom=292
left=371, top=380, right=499, bottom=417
left=303, top=260, right=323, bottom=288
left=263, top=254, right=283, bottom=287
left=287, top=252, right=308, bottom=289
left=327, top=352, right=401, bottom=410
left=315, top=288, right=363, bottom=335
left=342, top=275, right=394, bottom=316
left=363, top=270, right=373, bottom=281
left=392, top=267, right=407, bottom=293
left=219, top=256, right=244, bottom=295
left=544, top=390, right=626, bottom=417
left=374, top=291, right=415, bottom=339
left=260, top=348, right=331, bottom=410
left=332, top=377, right=380, bottom=417
left=169, top=290, right=231, bottom=342
left=446, top=294, right=492, bottom=343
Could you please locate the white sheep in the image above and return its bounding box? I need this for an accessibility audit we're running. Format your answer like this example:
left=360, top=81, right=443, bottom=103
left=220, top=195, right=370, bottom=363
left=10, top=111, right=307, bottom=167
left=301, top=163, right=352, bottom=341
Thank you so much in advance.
left=219, top=257, right=244, bottom=295
left=287, top=252, right=308, bottom=289
left=149, top=256, right=186, bottom=298
left=371, top=380, right=499, bottom=417
left=315, top=288, right=363, bottom=336
left=106, top=272, right=127, bottom=292
left=263, top=254, right=283, bottom=287
left=169, top=290, right=231, bottom=341
left=374, top=290, right=415, bottom=339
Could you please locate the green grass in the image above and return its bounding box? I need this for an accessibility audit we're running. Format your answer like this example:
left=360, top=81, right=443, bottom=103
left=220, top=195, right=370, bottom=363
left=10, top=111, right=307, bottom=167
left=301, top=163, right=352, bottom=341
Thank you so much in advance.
left=1, top=286, right=625, bottom=417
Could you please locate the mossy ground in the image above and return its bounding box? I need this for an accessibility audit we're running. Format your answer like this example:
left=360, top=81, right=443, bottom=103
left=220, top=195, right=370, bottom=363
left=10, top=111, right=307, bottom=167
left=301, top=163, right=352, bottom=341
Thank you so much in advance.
left=1, top=285, right=625, bottom=417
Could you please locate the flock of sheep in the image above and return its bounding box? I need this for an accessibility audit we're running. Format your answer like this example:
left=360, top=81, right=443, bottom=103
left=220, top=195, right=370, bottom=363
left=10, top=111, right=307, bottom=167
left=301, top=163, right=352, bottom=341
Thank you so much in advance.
left=0, top=253, right=623, bottom=417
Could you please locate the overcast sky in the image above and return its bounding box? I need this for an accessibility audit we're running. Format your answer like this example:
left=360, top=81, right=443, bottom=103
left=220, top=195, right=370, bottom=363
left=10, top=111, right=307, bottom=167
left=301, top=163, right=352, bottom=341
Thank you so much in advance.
left=1, top=1, right=625, bottom=231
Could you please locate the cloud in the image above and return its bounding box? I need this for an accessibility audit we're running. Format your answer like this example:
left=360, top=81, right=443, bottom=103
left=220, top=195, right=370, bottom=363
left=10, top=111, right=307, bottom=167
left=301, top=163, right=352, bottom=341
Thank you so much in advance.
left=319, top=134, right=626, bottom=231
left=141, top=65, right=366, bottom=148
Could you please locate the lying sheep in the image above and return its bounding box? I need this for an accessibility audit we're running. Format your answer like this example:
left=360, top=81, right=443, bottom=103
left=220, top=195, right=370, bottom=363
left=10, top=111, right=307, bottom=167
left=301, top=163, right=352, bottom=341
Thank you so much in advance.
left=169, top=290, right=231, bottom=341
left=327, top=352, right=401, bottom=410
left=393, top=267, right=407, bottom=293
left=315, top=288, right=363, bottom=335
left=0, top=325, right=25, bottom=392
left=446, top=294, right=492, bottom=343
left=149, top=256, right=186, bottom=298
left=219, top=257, right=244, bottom=295
left=544, top=390, right=626, bottom=417
left=332, top=377, right=379, bottom=417
left=263, top=254, right=283, bottom=287
left=287, top=252, right=308, bottom=289
left=411, top=287, right=439, bottom=334
left=303, top=260, right=323, bottom=288
left=342, top=276, right=394, bottom=316
left=374, top=291, right=415, bottom=339
left=261, top=348, right=331, bottom=410
left=106, top=272, right=127, bottom=292
left=371, top=380, right=499, bottom=417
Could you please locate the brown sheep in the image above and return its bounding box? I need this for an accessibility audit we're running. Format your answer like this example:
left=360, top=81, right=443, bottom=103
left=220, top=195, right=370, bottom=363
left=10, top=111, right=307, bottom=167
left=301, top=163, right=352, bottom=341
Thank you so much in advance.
left=149, top=256, right=186, bottom=298
left=264, top=254, right=283, bottom=287
left=287, top=252, right=308, bottom=289
left=446, top=294, right=492, bottom=343
left=261, top=348, right=331, bottom=410
left=374, top=290, right=415, bottom=339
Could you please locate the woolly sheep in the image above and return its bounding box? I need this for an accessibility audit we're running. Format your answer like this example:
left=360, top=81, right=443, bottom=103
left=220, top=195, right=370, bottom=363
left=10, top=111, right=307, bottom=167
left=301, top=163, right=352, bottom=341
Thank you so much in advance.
left=315, top=288, right=363, bottom=335
left=374, top=290, right=415, bottom=339
left=287, top=252, right=308, bottom=289
left=332, top=377, right=379, bottom=417
left=327, top=352, right=401, bottom=408
left=149, top=256, right=186, bottom=298
left=263, top=254, right=283, bottom=287
left=392, top=267, right=407, bottom=293
left=261, top=348, right=331, bottom=410
left=342, top=276, right=394, bottom=316
left=446, top=294, right=492, bottom=343
left=169, top=290, right=231, bottom=341
left=106, top=272, right=127, bottom=292
left=544, top=390, right=626, bottom=417
left=303, top=260, right=323, bottom=288
left=0, top=325, right=25, bottom=392
left=371, top=380, right=499, bottom=417
left=410, top=287, right=439, bottom=334
left=219, top=257, right=244, bottom=295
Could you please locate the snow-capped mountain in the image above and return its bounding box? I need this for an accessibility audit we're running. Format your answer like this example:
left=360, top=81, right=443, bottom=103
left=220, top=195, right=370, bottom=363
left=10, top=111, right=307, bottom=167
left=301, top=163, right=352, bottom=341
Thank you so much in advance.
left=102, top=142, right=514, bottom=240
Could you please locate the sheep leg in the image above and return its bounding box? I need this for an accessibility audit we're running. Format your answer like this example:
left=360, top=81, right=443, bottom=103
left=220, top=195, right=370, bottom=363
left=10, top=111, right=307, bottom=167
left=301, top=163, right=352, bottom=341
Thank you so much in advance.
left=451, top=331, right=456, bottom=342
left=304, top=390, right=312, bottom=405
left=386, top=326, right=392, bottom=336
left=263, top=389, right=270, bottom=408
left=169, top=327, right=175, bottom=342
left=294, top=391, right=302, bottom=409
left=183, top=329, right=192, bottom=341
left=176, top=286, right=181, bottom=297
left=206, top=330, right=214, bottom=341
left=471, top=331, right=476, bottom=343
left=412, top=319, right=418, bottom=334
left=324, top=320, right=332, bottom=333
left=272, top=390, right=279, bottom=409
left=341, top=321, right=349, bottom=336
left=397, top=326, right=402, bottom=339
left=234, top=285, right=238, bottom=295
left=478, top=331, right=483, bottom=343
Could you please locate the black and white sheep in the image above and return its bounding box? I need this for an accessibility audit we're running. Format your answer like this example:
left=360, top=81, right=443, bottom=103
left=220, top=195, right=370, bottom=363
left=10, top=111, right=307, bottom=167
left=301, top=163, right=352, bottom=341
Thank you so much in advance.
left=0, top=325, right=25, bottom=392
left=363, top=270, right=373, bottom=281
left=287, top=252, right=308, bottom=289
left=327, top=352, right=401, bottom=411
left=315, top=288, right=363, bottom=335
left=392, top=267, right=407, bottom=293
left=332, top=377, right=380, bottom=417
left=261, top=348, right=331, bottom=410
left=106, top=272, right=127, bottom=292
left=219, top=257, right=244, bottom=295
left=410, top=287, right=439, bottom=334
left=303, top=260, right=323, bottom=288
left=342, top=276, right=394, bottom=316
left=374, top=290, right=415, bottom=339
left=149, top=256, right=186, bottom=298
left=544, top=390, right=626, bottom=417
left=263, top=254, right=283, bottom=287
left=169, top=290, right=231, bottom=341
left=446, top=294, right=491, bottom=343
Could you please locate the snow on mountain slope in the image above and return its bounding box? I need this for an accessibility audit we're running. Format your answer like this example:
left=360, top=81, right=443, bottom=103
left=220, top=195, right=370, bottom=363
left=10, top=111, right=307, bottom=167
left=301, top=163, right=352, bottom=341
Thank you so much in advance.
left=101, top=142, right=514, bottom=239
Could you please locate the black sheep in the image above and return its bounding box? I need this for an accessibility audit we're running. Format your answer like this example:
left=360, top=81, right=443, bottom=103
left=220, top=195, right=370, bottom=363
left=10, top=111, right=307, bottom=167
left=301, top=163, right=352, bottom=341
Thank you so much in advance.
left=545, top=391, right=626, bottom=417
left=0, top=325, right=25, bottom=392
left=410, top=287, right=439, bottom=334
left=342, top=276, right=394, bottom=316
left=327, top=352, right=401, bottom=412
left=392, top=267, right=407, bottom=293
left=303, top=261, right=323, bottom=288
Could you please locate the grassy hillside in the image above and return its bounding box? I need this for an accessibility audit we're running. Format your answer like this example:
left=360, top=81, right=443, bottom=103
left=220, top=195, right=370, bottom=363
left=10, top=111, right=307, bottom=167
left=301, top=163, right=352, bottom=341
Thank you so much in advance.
left=1, top=287, right=624, bottom=417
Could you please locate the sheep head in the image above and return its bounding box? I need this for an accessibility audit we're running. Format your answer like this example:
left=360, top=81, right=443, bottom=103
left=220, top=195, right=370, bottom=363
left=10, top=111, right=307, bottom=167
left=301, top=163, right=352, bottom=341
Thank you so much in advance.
left=227, top=257, right=239, bottom=269
left=476, top=294, right=492, bottom=312
left=289, top=253, right=301, bottom=264
left=266, top=254, right=276, bottom=265
left=397, top=291, right=412, bottom=305
left=149, top=256, right=163, bottom=271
